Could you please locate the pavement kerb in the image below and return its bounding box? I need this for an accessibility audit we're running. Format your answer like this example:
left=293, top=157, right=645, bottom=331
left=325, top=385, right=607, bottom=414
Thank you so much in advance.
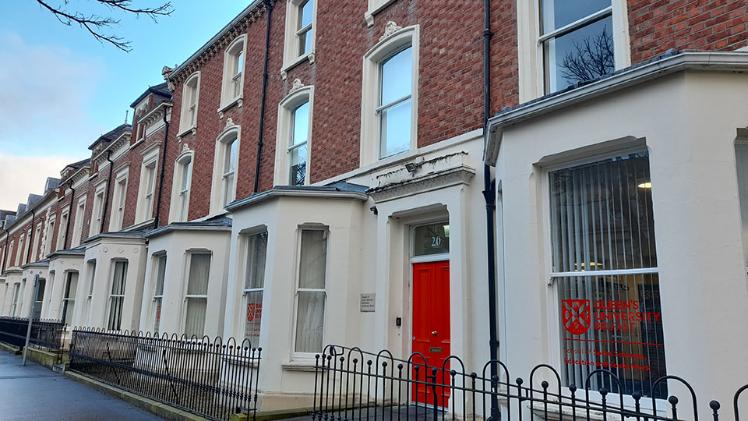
left=65, top=370, right=205, bottom=421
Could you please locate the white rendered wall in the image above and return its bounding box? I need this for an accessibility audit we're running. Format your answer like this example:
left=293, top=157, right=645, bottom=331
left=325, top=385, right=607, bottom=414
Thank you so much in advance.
left=495, top=70, right=748, bottom=410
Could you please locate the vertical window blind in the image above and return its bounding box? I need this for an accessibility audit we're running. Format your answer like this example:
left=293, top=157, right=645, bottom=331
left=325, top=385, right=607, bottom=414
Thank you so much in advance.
left=549, top=152, right=667, bottom=398
left=185, top=253, right=210, bottom=337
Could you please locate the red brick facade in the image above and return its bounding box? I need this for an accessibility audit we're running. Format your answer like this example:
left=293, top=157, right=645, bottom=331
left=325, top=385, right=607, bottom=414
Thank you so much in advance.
left=628, top=0, right=747, bottom=63
left=1, top=0, right=747, bottom=265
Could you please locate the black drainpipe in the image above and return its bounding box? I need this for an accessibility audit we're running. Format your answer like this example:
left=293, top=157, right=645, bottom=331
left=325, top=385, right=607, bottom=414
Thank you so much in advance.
left=252, top=0, right=274, bottom=194
left=100, top=150, right=114, bottom=234
left=25, top=209, right=36, bottom=265
left=482, top=0, right=500, bottom=420
left=63, top=186, right=75, bottom=250
left=154, top=105, right=171, bottom=228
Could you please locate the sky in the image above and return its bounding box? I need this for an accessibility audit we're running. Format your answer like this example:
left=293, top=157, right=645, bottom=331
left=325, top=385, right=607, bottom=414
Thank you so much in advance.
left=0, top=0, right=249, bottom=210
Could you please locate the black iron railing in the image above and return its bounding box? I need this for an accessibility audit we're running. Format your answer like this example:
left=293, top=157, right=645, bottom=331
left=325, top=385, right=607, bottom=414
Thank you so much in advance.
left=0, top=316, right=65, bottom=350
left=313, top=345, right=748, bottom=420
left=69, top=329, right=262, bottom=421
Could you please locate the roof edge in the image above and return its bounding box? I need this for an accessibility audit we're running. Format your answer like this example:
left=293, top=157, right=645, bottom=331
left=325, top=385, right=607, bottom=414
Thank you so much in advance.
left=485, top=51, right=748, bottom=165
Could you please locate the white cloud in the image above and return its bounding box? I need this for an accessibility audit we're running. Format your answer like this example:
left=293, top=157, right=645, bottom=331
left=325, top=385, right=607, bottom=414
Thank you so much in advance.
left=0, top=153, right=78, bottom=210
left=0, top=32, right=104, bottom=155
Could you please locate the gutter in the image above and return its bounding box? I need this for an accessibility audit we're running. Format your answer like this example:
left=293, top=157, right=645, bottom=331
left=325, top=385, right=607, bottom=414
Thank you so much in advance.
left=100, top=150, right=114, bottom=234
left=485, top=51, right=748, bottom=165
left=154, top=105, right=172, bottom=228
left=253, top=0, right=274, bottom=194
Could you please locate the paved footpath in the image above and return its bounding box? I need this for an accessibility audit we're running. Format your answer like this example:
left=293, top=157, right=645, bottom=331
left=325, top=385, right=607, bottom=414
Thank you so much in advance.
left=0, top=350, right=163, bottom=420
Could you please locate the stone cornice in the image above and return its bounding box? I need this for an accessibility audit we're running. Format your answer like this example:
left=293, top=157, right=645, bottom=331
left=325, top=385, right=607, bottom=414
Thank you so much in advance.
left=92, top=132, right=132, bottom=170
left=168, top=1, right=267, bottom=86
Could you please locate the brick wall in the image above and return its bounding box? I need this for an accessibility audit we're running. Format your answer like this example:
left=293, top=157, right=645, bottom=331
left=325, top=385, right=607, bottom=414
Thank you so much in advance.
left=628, top=0, right=748, bottom=64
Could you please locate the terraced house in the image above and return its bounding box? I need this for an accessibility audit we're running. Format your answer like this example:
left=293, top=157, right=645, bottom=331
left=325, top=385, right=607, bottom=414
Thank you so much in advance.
left=1, top=0, right=747, bottom=417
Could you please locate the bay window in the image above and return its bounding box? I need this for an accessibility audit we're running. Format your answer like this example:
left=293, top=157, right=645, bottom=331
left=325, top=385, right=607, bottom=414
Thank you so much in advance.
left=243, top=231, right=267, bottom=346
left=152, top=254, right=167, bottom=333
left=84, top=260, right=96, bottom=322
left=549, top=152, right=666, bottom=398
left=107, top=261, right=128, bottom=331
left=184, top=253, right=210, bottom=337
left=61, top=271, right=78, bottom=325
left=294, top=228, right=327, bottom=354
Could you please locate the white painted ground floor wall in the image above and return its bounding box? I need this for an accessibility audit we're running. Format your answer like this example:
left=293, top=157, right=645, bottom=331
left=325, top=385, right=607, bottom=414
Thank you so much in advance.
left=493, top=68, right=748, bottom=412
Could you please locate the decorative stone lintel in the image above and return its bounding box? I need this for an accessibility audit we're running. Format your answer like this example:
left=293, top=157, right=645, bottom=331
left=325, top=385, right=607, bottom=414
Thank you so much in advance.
left=380, top=21, right=402, bottom=42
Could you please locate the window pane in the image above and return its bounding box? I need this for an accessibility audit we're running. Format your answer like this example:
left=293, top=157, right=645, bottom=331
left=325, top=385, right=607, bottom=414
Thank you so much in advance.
left=413, top=223, right=450, bottom=256
left=180, top=158, right=192, bottom=191
left=108, top=297, right=123, bottom=330
left=185, top=297, right=206, bottom=337
left=65, top=272, right=78, bottom=300
left=295, top=290, right=324, bottom=352
left=245, top=233, right=267, bottom=290
left=558, top=273, right=667, bottom=398
left=380, top=98, right=412, bottom=158
left=154, top=298, right=162, bottom=333
left=155, top=255, right=167, bottom=296
left=299, top=230, right=327, bottom=289
left=541, top=0, right=611, bottom=33
left=299, top=0, right=313, bottom=28
left=291, top=102, right=310, bottom=146
left=289, top=145, right=307, bottom=186
left=235, top=50, right=244, bottom=76
left=380, top=47, right=412, bottom=106
left=187, top=254, right=210, bottom=295
left=245, top=290, right=263, bottom=345
left=550, top=152, right=656, bottom=272
left=550, top=153, right=666, bottom=398
left=544, top=16, right=614, bottom=93
left=111, top=262, right=128, bottom=295
left=225, top=139, right=238, bottom=173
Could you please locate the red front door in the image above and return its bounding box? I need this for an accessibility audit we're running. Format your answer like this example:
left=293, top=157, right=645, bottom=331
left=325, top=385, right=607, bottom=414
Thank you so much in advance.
left=412, top=260, right=450, bottom=406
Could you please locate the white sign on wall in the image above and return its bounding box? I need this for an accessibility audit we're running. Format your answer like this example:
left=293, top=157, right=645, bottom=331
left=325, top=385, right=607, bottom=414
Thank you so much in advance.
left=360, top=293, right=375, bottom=312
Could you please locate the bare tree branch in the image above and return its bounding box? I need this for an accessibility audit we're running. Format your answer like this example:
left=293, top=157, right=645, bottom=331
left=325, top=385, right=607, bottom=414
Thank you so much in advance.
left=559, top=28, right=615, bottom=86
left=35, top=0, right=173, bottom=52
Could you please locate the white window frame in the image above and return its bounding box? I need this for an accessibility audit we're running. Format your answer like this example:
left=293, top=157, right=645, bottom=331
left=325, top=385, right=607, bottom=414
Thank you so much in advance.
left=516, top=0, right=630, bottom=102
left=32, top=223, right=43, bottom=262
left=10, top=283, right=20, bottom=316
left=15, top=235, right=24, bottom=267
left=151, top=252, right=167, bottom=333
left=540, top=150, right=665, bottom=407
left=274, top=85, right=314, bottom=186
left=220, top=35, right=247, bottom=110
left=107, top=260, right=128, bottom=331
left=57, top=210, right=69, bottom=250
left=109, top=169, right=129, bottom=232
left=135, top=148, right=160, bottom=224
left=364, top=0, right=398, bottom=27
left=360, top=24, right=419, bottom=167
left=182, top=251, right=212, bottom=338
left=291, top=226, right=328, bottom=360
left=84, top=259, right=97, bottom=323
left=43, top=215, right=56, bottom=256
left=90, top=182, right=107, bottom=237
left=169, top=150, right=194, bottom=223
left=240, top=228, right=268, bottom=345
left=61, top=270, right=78, bottom=325
left=178, top=72, right=200, bottom=136
left=210, top=126, right=240, bottom=215
left=281, top=0, right=317, bottom=75
left=71, top=196, right=87, bottom=248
